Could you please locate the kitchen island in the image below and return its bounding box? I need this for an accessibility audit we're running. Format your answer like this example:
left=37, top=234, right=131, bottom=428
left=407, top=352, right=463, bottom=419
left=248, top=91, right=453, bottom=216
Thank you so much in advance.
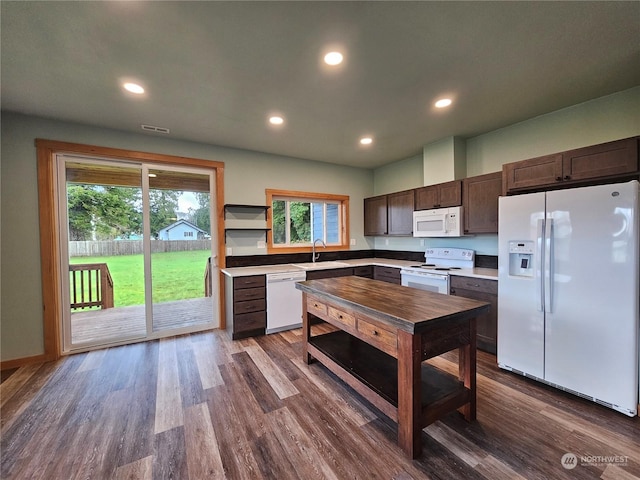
left=296, top=276, right=490, bottom=459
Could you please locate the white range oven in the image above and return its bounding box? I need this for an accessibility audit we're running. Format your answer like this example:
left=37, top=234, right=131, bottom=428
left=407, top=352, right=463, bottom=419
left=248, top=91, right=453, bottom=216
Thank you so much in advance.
left=400, top=248, right=475, bottom=294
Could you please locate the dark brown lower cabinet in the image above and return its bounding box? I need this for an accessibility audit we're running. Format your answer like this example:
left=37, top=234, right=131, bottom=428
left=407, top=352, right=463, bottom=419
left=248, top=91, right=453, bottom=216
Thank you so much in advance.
left=449, top=276, right=498, bottom=354
left=354, top=265, right=374, bottom=278
left=374, top=266, right=401, bottom=284
left=305, top=268, right=354, bottom=280
left=225, top=274, right=266, bottom=340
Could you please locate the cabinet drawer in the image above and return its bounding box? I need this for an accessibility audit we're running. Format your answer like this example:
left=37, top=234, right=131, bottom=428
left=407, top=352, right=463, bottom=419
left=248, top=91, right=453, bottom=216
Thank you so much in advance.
left=234, top=287, right=265, bottom=302
left=234, top=275, right=266, bottom=290
left=357, top=318, right=397, bottom=353
left=328, top=306, right=356, bottom=328
left=450, top=276, right=497, bottom=295
left=234, top=298, right=266, bottom=315
left=307, top=297, right=328, bottom=319
left=234, top=311, right=266, bottom=332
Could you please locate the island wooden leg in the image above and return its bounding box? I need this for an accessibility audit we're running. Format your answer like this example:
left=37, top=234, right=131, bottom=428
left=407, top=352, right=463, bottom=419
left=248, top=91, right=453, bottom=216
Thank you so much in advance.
left=458, top=318, right=477, bottom=421
left=397, top=330, right=422, bottom=459
left=301, top=293, right=312, bottom=364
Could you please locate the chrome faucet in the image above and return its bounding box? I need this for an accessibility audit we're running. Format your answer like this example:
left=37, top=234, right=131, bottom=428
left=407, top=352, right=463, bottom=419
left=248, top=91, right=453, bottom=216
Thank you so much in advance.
left=312, top=238, right=326, bottom=262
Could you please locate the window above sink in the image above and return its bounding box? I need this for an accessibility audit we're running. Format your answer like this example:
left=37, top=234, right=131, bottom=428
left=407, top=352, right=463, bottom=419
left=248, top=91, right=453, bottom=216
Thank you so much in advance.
left=265, top=189, right=350, bottom=254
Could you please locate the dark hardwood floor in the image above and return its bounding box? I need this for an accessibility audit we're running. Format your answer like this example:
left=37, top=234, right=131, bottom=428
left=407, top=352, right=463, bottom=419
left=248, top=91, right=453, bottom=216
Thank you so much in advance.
left=1, top=326, right=639, bottom=479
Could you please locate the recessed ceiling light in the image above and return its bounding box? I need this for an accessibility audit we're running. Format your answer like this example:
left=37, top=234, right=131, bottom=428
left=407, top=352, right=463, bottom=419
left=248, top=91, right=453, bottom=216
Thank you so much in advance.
left=435, top=98, right=452, bottom=108
left=324, top=51, right=344, bottom=66
left=123, top=82, right=145, bottom=94
left=360, top=137, right=373, bottom=145
left=269, top=115, right=284, bottom=125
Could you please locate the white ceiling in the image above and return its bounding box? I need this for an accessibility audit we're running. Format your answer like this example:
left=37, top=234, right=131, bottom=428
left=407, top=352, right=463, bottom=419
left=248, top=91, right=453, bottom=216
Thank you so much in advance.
left=2, top=1, right=639, bottom=169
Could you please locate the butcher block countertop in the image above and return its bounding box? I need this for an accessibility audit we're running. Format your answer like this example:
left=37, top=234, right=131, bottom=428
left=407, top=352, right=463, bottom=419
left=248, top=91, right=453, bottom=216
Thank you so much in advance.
left=296, top=276, right=490, bottom=334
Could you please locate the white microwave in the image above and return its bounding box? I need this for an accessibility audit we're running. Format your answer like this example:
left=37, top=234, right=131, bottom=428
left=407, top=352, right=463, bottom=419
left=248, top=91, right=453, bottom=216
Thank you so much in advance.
left=412, top=206, right=464, bottom=237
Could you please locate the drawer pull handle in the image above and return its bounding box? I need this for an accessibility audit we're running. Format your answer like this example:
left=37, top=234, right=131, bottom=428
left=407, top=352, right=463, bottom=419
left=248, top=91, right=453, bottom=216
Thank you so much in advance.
left=338, top=315, right=343, bottom=319
left=373, top=330, right=379, bottom=336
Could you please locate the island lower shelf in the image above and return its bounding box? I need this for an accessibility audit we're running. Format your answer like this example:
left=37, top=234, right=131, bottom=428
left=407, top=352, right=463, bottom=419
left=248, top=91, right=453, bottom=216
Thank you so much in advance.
left=308, top=330, right=470, bottom=422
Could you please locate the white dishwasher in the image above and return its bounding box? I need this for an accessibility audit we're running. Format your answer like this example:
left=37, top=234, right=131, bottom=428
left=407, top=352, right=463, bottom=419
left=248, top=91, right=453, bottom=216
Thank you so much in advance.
left=266, top=271, right=306, bottom=334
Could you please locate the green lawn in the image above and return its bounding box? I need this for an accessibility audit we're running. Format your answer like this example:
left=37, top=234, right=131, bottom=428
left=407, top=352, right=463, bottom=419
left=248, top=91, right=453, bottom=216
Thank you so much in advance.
left=69, top=250, right=211, bottom=307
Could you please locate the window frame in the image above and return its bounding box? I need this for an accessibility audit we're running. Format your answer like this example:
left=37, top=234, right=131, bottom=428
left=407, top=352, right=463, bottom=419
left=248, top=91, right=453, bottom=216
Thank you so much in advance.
left=266, top=189, right=350, bottom=254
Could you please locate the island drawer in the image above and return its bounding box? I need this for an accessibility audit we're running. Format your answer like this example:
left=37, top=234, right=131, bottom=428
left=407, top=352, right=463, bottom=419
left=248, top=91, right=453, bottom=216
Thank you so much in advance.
left=307, top=296, right=328, bottom=318
left=328, top=306, right=356, bottom=328
left=357, top=318, right=397, bottom=354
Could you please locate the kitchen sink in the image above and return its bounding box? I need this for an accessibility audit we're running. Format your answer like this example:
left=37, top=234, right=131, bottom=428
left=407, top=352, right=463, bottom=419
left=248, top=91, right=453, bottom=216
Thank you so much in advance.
left=291, top=261, right=351, bottom=270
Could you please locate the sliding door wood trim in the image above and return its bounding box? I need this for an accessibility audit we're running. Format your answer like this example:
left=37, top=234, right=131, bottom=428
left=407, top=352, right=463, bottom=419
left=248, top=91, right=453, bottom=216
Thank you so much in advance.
left=35, top=139, right=226, bottom=362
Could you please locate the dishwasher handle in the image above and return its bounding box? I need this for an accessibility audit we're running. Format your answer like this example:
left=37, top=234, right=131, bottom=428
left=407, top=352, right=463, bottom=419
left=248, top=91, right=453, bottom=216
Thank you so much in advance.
left=267, top=273, right=306, bottom=283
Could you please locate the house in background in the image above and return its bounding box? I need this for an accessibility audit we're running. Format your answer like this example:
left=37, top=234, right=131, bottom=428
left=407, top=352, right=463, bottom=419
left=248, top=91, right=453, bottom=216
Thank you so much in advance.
left=158, top=220, right=208, bottom=240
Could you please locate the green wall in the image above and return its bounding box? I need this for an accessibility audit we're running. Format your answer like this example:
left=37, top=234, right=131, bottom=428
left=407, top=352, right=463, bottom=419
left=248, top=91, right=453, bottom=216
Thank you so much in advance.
left=2, top=86, right=639, bottom=362
left=0, top=112, right=373, bottom=361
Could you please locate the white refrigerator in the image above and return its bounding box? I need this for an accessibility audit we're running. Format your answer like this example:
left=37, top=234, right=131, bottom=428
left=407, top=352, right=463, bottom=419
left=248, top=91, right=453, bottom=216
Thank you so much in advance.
left=498, top=180, right=639, bottom=416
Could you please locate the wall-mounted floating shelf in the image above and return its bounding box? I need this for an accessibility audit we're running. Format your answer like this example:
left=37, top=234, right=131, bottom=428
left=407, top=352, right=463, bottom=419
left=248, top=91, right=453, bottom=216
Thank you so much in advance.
left=223, top=204, right=271, bottom=240
left=223, top=204, right=270, bottom=219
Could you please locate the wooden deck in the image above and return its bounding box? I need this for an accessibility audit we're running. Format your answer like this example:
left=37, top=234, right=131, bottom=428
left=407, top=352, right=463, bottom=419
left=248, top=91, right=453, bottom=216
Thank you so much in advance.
left=71, top=297, right=214, bottom=345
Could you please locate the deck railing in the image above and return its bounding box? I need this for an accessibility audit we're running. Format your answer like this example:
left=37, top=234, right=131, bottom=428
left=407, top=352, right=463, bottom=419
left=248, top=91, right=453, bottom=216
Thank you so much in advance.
left=69, top=263, right=114, bottom=310
left=204, top=257, right=213, bottom=297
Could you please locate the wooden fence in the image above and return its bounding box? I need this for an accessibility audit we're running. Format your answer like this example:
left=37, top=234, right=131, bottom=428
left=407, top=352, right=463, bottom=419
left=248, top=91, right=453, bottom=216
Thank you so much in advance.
left=69, top=240, right=212, bottom=257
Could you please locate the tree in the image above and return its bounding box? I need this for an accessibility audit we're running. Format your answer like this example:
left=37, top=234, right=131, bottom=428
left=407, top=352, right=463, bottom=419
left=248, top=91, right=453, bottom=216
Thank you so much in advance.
left=272, top=200, right=311, bottom=244
left=149, top=190, right=180, bottom=238
left=290, top=201, right=311, bottom=243
left=67, top=185, right=98, bottom=240
left=67, top=184, right=142, bottom=240
left=186, top=192, right=211, bottom=234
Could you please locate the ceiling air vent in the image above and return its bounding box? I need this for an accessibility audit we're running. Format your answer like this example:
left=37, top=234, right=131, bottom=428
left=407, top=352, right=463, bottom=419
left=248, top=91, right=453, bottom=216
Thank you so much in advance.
left=141, top=124, right=170, bottom=134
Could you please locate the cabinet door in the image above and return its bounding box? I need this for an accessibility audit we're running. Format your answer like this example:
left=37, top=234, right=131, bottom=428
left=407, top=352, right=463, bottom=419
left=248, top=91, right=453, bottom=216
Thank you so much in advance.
left=387, top=190, right=414, bottom=235
left=415, top=181, right=461, bottom=209
left=562, top=137, right=638, bottom=182
left=463, top=172, right=502, bottom=234
left=450, top=277, right=498, bottom=354
left=373, top=266, right=401, bottom=284
left=414, top=186, right=438, bottom=210
left=353, top=266, right=373, bottom=278
left=503, top=153, right=563, bottom=192
left=364, top=195, right=388, bottom=235
left=437, top=180, right=462, bottom=207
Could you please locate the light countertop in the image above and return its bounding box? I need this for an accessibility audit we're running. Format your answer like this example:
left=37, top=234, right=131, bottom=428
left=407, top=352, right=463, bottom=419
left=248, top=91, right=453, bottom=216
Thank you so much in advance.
left=221, top=257, right=497, bottom=280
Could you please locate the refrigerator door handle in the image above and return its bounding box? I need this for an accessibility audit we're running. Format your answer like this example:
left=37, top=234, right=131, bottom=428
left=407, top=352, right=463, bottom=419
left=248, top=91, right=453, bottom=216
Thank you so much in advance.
left=536, top=218, right=545, bottom=312
left=544, top=218, right=554, bottom=313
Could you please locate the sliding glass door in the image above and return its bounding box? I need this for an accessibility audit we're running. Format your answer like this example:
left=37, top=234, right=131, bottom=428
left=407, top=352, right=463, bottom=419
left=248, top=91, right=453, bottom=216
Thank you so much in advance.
left=58, top=156, right=218, bottom=352
left=148, top=166, right=216, bottom=333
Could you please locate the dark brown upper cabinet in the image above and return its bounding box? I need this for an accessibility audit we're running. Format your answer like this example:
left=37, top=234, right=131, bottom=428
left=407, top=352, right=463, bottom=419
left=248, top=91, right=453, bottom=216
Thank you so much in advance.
left=415, top=180, right=462, bottom=210
left=387, top=190, right=414, bottom=235
left=463, top=172, right=502, bottom=234
left=364, top=195, right=388, bottom=236
left=503, top=137, right=638, bottom=194
left=364, top=190, right=414, bottom=236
